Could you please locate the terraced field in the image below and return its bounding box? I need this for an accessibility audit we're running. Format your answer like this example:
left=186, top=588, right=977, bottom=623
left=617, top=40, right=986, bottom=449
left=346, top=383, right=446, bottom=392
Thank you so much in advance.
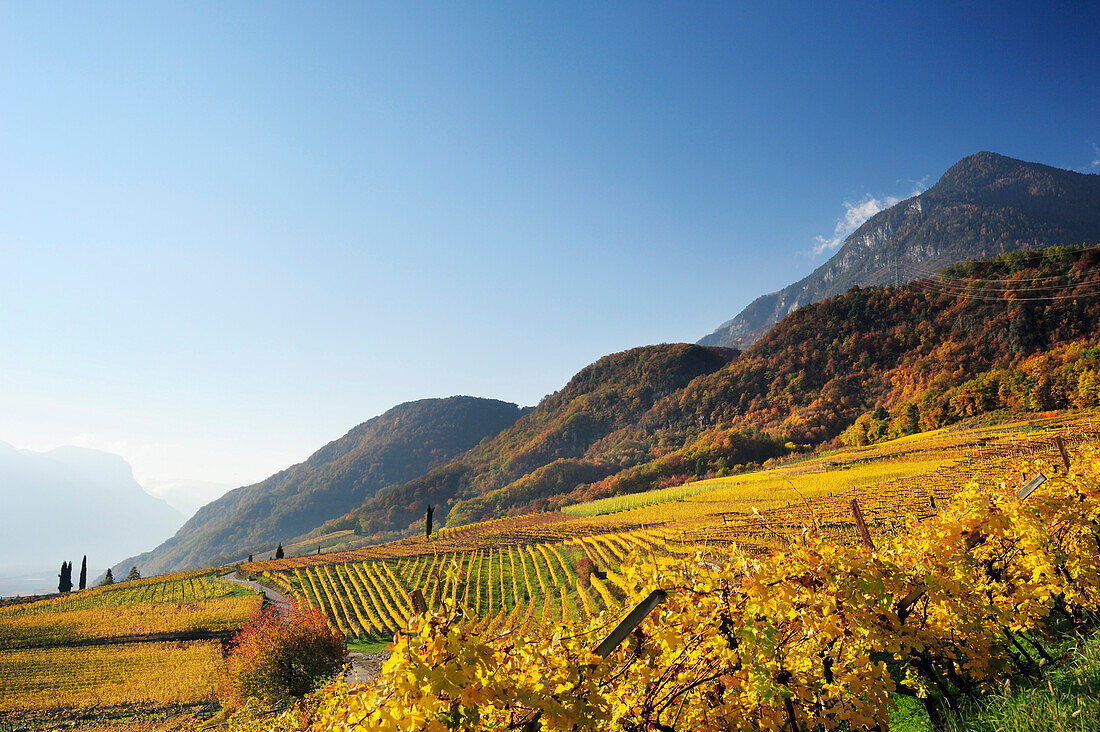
left=0, top=569, right=260, bottom=716
left=252, top=412, right=1100, bottom=639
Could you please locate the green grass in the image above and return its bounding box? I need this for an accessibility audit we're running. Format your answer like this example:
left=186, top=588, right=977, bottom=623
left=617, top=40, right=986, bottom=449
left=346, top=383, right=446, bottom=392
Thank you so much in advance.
left=889, top=694, right=934, bottom=732
left=889, top=629, right=1100, bottom=732
left=348, top=638, right=391, bottom=655
left=946, top=632, right=1100, bottom=732
left=560, top=481, right=726, bottom=516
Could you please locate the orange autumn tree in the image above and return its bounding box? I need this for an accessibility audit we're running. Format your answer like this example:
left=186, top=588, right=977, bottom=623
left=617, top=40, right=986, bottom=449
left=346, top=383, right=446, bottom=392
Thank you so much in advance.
left=222, top=601, right=347, bottom=706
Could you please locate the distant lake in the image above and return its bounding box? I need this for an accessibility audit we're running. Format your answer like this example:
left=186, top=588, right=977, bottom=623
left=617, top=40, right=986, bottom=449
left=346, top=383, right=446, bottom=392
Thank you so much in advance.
left=0, top=568, right=105, bottom=598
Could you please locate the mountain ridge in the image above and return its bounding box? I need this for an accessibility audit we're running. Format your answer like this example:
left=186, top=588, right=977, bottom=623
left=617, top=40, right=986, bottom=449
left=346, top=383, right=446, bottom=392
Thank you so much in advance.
left=114, top=396, right=525, bottom=576
left=324, top=244, right=1100, bottom=540
left=699, top=152, right=1100, bottom=347
left=117, top=153, right=1100, bottom=576
left=322, top=343, right=742, bottom=540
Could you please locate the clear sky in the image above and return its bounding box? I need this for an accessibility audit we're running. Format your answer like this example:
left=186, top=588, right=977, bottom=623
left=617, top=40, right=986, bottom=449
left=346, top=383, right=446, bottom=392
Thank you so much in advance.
left=1, top=2, right=1097, bottom=512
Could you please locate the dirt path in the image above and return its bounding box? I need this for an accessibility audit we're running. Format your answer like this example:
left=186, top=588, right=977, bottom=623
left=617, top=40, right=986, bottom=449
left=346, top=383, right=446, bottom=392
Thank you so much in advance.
left=220, top=571, right=385, bottom=683
left=222, top=571, right=293, bottom=616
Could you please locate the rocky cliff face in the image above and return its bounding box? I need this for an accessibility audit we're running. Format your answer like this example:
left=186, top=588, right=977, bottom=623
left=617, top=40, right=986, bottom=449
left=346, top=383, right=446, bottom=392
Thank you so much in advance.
left=699, top=152, right=1100, bottom=348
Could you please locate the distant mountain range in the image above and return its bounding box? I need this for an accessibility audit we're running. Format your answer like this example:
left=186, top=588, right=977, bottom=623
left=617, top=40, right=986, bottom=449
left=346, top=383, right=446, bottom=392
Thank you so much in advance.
left=114, top=397, right=525, bottom=576
left=0, top=444, right=182, bottom=594
left=699, top=152, right=1100, bottom=347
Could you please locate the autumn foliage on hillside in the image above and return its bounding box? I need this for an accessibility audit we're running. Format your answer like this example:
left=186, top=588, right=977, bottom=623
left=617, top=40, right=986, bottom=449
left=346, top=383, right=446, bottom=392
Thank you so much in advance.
left=221, top=444, right=1100, bottom=731
left=328, top=245, right=1100, bottom=535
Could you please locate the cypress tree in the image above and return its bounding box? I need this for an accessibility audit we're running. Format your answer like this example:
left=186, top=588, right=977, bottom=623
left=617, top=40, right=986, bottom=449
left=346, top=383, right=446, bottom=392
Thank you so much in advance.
left=425, top=504, right=435, bottom=538
left=58, top=562, right=72, bottom=593
left=79, top=555, right=87, bottom=591
left=275, top=544, right=284, bottom=559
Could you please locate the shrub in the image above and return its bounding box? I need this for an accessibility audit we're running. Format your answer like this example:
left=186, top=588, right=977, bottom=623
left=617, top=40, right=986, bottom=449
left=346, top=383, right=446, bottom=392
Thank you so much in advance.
left=573, top=556, right=595, bottom=586
left=222, top=602, right=347, bottom=706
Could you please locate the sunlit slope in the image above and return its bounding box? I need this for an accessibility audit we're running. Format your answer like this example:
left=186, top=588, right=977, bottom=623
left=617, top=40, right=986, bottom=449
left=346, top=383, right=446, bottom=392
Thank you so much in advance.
left=250, top=412, right=1099, bottom=641
left=323, top=247, right=1100, bottom=539
left=322, top=344, right=744, bottom=538
left=700, top=151, right=1100, bottom=348
left=0, top=569, right=259, bottom=714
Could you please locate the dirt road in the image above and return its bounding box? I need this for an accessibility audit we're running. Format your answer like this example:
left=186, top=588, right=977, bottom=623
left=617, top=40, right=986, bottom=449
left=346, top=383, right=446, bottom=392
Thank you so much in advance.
left=222, top=571, right=293, bottom=615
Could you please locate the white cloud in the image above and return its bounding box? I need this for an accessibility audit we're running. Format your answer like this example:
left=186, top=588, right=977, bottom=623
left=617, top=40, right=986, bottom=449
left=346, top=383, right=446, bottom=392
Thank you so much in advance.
left=811, top=179, right=928, bottom=257
left=812, top=194, right=900, bottom=255
left=1090, top=141, right=1100, bottom=168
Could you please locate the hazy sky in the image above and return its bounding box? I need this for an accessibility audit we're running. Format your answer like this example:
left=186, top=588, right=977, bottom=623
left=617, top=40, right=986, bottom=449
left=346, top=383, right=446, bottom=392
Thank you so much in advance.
left=1, top=2, right=1097, bottom=508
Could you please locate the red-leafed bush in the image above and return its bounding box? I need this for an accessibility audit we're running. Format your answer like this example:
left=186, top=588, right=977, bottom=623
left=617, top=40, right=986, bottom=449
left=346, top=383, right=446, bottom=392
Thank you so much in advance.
left=222, top=602, right=347, bottom=705
left=573, top=556, right=595, bottom=585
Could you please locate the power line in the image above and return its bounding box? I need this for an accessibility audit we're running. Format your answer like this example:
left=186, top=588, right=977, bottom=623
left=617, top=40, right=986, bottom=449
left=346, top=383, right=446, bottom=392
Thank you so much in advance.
left=893, top=243, right=1100, bottom=285
left=909, top=279, right=1100, bottom=302
left=907, top=278, right=1100, bottom=294
left=898, top=265, right=1087, bottom=287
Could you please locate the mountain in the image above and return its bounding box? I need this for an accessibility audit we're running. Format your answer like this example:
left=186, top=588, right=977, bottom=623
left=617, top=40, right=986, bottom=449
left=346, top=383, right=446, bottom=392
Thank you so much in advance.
left=0, top=444, right=182, bottom=594
left=699, top=152, right=1100, bottom=348
left=116, top=396, right=525, bottom=575
left=321, top=343, right=756, bottom=536
left=324, top=245, right=1100, bottom=538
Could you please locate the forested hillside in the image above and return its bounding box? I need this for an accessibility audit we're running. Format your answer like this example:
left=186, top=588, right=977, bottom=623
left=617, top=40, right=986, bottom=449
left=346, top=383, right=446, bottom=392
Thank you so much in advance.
left=700, top=152, right=1100, bottom=347
left=323, top=345, right=745, bottom=537
left=327, top=245, right=1100, bottom=537
left=116, top=397, right=525, bottom=575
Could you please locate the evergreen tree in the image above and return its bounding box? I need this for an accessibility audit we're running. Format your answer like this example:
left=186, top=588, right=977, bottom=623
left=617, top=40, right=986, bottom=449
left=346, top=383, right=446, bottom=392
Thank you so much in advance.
left=425, top=504, right=435, bottom=538
left=58, top=561, right=73, bottom=593
left=79, top=555, right=88, bottom=591
left=100, top=568, right=114, bottom=586
left=126, top=565, right=141, bottom=581
left=248, top=554, right=253, bottom=563
left=275, top=544, right=284, bottom=559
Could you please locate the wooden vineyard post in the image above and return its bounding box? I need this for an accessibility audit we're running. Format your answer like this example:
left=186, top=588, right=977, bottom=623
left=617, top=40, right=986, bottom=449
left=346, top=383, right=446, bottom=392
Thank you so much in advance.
left=1016, top=474, right=1046, bottom=502
left=409, top=589, right=428, bottom=615
left=1056, top=436, right=1071, bottom=473
left=849, top=498, right=874, bottom=550
left=592, top=589, right=668, bottom=658
left=522, top=589, right=667, bottom=732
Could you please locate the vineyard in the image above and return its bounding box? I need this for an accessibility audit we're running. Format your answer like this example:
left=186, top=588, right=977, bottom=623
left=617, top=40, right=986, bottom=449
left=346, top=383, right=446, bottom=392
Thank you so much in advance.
left=5, top=412, right=1097, bottom=727
left=0, top=569, right=260, bottom=716
left=0, top=641, right=224, bottom=711
left=250, top=412, right=1100, bottom=643
left=260, top=532, right=666, bottom=639
left=224, top=412, right=1100, bottom=731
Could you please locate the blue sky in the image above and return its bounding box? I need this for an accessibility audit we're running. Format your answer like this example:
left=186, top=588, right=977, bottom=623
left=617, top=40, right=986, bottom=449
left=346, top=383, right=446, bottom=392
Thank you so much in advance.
left=0, top=2, right=1097, bottom=510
